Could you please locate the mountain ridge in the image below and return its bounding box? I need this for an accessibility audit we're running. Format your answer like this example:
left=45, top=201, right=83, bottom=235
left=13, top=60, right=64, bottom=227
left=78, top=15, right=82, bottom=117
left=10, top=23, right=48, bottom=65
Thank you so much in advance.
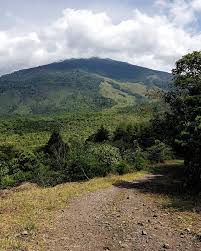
left=1, top=57, right=170, bottom=78
left=0, top=57, right=171, bottom=115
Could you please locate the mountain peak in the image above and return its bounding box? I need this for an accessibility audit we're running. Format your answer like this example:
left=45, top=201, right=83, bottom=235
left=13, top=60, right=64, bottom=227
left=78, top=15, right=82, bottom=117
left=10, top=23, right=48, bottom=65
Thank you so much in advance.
left=0, top=57, right=171, bottom=115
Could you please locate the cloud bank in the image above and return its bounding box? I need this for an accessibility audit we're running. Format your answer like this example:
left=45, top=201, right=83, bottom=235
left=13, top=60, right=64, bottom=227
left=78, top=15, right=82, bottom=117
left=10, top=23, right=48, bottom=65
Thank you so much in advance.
left=0, top=0, right=201, bottom=75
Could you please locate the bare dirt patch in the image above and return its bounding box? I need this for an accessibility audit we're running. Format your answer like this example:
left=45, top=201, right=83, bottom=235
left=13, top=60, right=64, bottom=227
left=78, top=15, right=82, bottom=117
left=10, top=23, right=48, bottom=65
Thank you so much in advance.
left=43, top=174, right=201, bottom=251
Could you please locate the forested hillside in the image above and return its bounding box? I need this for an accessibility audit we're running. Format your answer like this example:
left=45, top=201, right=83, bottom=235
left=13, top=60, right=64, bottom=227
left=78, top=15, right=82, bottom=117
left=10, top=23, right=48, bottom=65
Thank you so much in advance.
left=0, top=58, right=171, bottom=115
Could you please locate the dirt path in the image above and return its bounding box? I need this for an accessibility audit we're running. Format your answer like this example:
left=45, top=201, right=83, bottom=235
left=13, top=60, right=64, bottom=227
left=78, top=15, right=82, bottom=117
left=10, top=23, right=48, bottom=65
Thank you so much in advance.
left=43, top=175, right=201, bottom=251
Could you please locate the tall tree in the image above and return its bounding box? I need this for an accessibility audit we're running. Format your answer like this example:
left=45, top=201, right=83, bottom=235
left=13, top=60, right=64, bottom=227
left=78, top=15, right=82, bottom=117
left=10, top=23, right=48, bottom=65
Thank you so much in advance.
left=165, top=51, right=201, bottom=191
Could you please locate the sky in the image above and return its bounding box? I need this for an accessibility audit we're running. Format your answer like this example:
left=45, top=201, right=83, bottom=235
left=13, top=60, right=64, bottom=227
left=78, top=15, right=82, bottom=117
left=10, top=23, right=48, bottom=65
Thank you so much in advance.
left=0, top=0, right=201, bottom=75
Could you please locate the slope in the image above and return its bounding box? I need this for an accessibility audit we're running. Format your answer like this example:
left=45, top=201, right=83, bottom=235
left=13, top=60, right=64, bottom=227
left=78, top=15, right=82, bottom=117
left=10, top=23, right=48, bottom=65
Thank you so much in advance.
left=0, top=58, right=171, bottom=115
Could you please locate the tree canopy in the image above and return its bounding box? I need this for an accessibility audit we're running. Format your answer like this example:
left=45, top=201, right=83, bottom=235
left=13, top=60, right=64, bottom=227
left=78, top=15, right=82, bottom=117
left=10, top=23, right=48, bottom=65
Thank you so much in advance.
left=165, top=51, right=201, bottom=191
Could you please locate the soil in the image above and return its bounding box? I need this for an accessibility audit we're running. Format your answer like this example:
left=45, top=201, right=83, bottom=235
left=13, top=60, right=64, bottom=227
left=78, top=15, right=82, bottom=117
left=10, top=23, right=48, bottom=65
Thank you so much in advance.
left=43, top=174, right=201, bottom=251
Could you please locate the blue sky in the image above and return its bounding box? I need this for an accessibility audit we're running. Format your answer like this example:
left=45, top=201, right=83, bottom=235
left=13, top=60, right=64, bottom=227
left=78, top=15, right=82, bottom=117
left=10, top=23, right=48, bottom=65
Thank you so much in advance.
left=0, top=0, right=154, bottom=28
left=0, top=0, right=201, bottom=75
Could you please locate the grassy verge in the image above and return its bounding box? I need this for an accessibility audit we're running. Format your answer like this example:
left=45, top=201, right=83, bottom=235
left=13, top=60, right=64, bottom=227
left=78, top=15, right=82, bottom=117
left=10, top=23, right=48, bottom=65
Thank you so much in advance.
left=0, top=171, right=147, bottom=251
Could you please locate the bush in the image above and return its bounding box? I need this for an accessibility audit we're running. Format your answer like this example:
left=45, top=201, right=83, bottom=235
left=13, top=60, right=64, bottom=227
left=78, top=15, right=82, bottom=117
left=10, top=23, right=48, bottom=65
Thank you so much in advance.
left=133, top=147, right=147, bottom=170
left=115, top=161, right=131, bottom=175
left=146, top=140, right=173, bottom=163
left=0, top=163, right=9, bottom=178
left=12, top=170, right=33, bottom=183
left=88, top=143, right=121, bottom=168
left=87, top=126, right=110, bottom=142
left=65, top=143, right=122, bottom=181
left=1, top=175, right=15, bottom=188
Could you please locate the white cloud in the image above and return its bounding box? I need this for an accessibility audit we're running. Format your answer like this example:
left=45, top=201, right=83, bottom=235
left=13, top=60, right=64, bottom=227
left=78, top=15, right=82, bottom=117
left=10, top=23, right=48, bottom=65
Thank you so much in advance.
left=0, top=5, right=201, bottom=75
left=192, top=0, right=201, bottom=11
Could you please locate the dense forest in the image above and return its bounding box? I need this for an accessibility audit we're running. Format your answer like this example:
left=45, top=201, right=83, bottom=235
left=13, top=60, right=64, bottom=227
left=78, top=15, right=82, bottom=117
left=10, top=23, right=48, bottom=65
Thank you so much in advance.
left=0, top=52, right=201, bottom=192
left=0, top=58, right=170, bottom=115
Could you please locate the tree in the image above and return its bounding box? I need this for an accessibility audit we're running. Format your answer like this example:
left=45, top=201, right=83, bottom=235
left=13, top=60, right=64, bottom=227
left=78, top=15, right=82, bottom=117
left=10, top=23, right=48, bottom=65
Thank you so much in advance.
left=45, top=131, right=69, bottom=170
left=87, top=126, right=109, bottom=142
left=165, top=51, right=201, bottom=191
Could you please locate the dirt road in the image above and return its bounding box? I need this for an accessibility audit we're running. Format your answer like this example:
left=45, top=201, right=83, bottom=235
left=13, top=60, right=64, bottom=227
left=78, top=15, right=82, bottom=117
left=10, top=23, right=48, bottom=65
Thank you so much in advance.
left=43, top=175, right=201, bottom=251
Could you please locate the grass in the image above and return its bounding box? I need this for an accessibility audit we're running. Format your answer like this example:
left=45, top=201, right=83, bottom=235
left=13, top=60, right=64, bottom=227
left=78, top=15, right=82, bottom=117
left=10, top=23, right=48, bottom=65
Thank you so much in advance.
left=0, top=171, right=147, bottom=251
left=100, top=80, right=135, bottom=109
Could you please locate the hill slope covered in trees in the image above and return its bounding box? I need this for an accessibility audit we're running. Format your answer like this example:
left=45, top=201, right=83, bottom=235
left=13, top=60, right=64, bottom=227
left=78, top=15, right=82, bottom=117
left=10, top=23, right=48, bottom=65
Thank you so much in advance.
left=0, top=58, right=171, bottom=115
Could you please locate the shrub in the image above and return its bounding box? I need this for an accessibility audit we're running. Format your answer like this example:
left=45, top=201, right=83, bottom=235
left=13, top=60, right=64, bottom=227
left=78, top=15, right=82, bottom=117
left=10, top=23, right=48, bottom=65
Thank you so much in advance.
left=65, top=143, right=122, bottom=181
left=0, top=175, right=15, bottom=188
left=32, top=161, right=66, bottom=187
left=146, top=140, right=173, bottom=163
left=133, top=146, right=147, bottom=170
left=115, top=161, right=131, bottom=175
left=10, top=151, right=39, bottom=173
left=87, top=126, right=110, bottom=142
left=45, top=131, right=69, bottom=170
left=0, top=163, right=9, bottom=178
left=12, top=170, right=33, bottom=183
left=88, top=143, right=121, bottom=169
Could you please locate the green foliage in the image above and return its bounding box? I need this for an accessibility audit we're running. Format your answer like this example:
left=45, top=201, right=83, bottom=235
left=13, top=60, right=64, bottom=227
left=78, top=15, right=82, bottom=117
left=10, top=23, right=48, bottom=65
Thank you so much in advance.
left=164, top=51, right=201, bottom=191
left=87, top=126, right=110, bottom=142
left=133, top=146, right=147, bottom=170
left=1, top=175, right=15, bottom=188
left=146, top=140, right=173, bottom=163
left=45, top=131, right=69, bottom=170
left=88, top=143, right=121, bottom=168
left=0, top=82, right=175, bottom=189
left=0, top=105, right=152, bottom=150
left=0, top=58, right=170, bottom=116
left=115, top=161, right=131, bottom=175
left=0, top=164, right=9, bottom=178
left=66, top=142, right=122, bottom=181
left=0, top=70, right=113, bottom=115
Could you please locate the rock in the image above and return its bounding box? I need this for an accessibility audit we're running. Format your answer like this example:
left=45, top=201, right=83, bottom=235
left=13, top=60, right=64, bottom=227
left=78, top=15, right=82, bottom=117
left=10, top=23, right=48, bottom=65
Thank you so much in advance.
left=127, top=196, right=130, bottom=199
left=185, top=228, right=191, bottom=233
left=196, top=233, right=201, bottom=241
left=21, top=230, right=28, bottom=236
left=180, top=232, right=185, bottom=238
left=138, top=222, right=144, bottom=226
left=120, top=243, right=129, bottom=248
left=163, top=243, right=170, bottom=249
left=153, top=214, right=158, bottom=218
left=104, top=247, right=110, bottom=251
left=126, top=235, right=132, bottom=240
left=142, top=230, right=147, bottom=236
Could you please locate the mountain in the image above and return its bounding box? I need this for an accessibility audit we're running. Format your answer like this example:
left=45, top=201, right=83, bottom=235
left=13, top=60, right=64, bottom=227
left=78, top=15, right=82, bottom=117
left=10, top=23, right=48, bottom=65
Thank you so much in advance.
left=0, top=58, right=171, bottom=115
